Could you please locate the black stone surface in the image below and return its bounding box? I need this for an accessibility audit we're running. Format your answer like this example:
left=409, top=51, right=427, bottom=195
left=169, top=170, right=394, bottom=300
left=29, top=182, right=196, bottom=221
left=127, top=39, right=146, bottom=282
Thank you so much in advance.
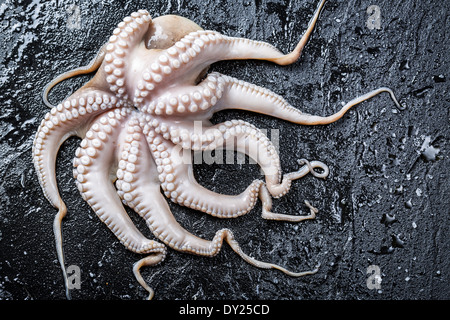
left=0, top=0, right=448, bottom=300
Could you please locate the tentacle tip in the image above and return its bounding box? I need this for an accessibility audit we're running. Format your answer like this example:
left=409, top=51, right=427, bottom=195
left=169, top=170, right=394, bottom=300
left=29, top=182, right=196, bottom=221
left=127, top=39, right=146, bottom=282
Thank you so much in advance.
left=386, top=88, right=406, bottom=111
left=146, top=290, right=155, bottom=300
left=304, top=200, right=319, bottom=214
left=313, top=262, right=321, bottom=273
left=65, top=288, right=72, bottom=300
left=396, top=102, right=407, bottom=111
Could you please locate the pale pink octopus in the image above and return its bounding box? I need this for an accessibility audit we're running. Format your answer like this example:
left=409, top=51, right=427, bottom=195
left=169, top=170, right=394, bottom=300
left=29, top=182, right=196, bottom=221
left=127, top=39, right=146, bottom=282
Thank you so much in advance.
left=32, top=0, right=402, bottom=299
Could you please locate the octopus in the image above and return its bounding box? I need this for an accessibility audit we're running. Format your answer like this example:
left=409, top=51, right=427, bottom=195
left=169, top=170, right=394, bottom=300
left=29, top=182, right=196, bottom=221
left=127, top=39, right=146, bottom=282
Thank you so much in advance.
left=32, top=0, right=403, bottom=299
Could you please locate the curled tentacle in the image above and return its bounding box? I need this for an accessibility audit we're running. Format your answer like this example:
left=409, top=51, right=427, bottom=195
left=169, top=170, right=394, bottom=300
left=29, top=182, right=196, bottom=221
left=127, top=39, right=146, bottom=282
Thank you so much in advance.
left=150, top=117, right=328, bottom=221
left=140, top=72, right=224, bottom=117
left=154, top=118, right=327, bottom=198
left=139, top=122, right=264, bottom=218
left=133, top=252, right=166, bottom=300
left=115, top=120, right=319, bottom=298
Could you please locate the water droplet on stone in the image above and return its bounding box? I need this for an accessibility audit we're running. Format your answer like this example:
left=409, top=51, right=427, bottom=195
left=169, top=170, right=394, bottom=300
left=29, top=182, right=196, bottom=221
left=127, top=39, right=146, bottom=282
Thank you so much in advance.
left=381, top=213, right=397, bottom=226
left=392, top=234, right=405, bottom=248
left=432, top=74, right=445, bottom=83
left=405, top=199, right=412, bottom=209
left=399, top=60, right=410, bottom=70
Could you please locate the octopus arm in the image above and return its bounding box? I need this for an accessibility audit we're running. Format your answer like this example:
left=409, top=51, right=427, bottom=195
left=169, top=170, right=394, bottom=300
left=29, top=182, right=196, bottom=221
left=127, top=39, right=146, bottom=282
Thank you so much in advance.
left=131, top=0, right=326, bottom=98
left=140, top=72, right=224, bottom=117
left=73, top=108, right=161, bottom=254
left=115, top=117, right=211, bottom=250
left=115, top=118, right=319, bottom=299
left=42, top=43, right=108, bottom=109
left=141, top=125, right=264, bottom=218
left=211, top=75, right=403, bottom=125
left=73, top=111, right=166, bottom=300
left=32, top=89, right=123, bottom=212
left=155, top=0, right=325, bottom=80
left=33, top=10, right=153, bottom=208
left=160, top=118, right=328, bottom=222
left=102, top=10, right=153, bottom=99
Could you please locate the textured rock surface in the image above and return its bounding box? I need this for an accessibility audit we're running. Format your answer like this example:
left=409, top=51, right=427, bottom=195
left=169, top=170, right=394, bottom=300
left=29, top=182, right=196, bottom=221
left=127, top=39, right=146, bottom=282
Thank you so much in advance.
left=0, top=0, right=448, bottom=300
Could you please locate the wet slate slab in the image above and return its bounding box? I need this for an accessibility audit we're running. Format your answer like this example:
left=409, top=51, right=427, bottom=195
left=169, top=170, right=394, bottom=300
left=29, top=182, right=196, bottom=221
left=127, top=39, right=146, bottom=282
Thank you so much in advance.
left=0, top=0, right=448, bottom=300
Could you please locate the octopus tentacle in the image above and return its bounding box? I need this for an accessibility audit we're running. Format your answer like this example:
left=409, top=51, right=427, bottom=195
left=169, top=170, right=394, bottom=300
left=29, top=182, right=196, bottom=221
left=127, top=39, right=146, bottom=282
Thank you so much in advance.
left=74, top=112, right=166, bottom=300
left=140, top=72, right=224, bottom=117
left=73, top=108, right=160, bottom=254
left=115, top=117, right=212, bottom=250
left=272, top=0, right=326, bottom=65
left=115, top=120, right=319, bottom=298
left=160, top=118, right=327, bottom=196
left=134, top=29, right=290, bottom=98
left=139, top=71, right=404, bottom=127
left=259, top=159, right=327, bottom=222
left=33, top=90, right=123, bottom=300
left=167, top=0, right=325, bottom=66
left=102, top=10, right=152, bottom=100
left=33, top=90, right=123, bottom=215
left=42, top=43, right=108, bottom=108
left=133, top=0, right=326, bottom=103
left=210, top=74, right=404, bottom=125
left=157, top=118, right=328, bottom=221
left=139, top=124, right=264, bottom=218
left=133, top=253, right=166, bottom=300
